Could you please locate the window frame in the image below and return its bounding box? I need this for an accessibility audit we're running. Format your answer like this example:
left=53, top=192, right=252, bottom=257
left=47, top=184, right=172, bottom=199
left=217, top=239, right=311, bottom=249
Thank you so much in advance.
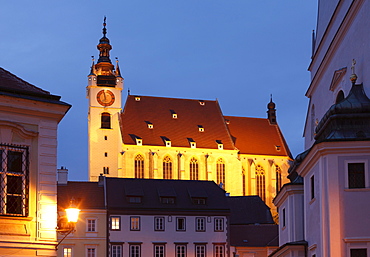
left=214, top=218, right=224, bottom=232
left=176, top=217, right=186, bottom=231
left=86, top=218, right=97, bottom=232
left=255, top=164, right=266, bottom=202
left=195, top=244, right=206, bottom=257
left=195, top=217, right=206, bottom=232
left=110, top=216, right=121, bottom=231
left=213, top=244, right=225, bottom=257
left=346, top=160, right=367, bottom=189
left=190, top=157, right=199, bottom=180
left=134, top=154, right=145, bottom=179
left=154, top=244, right=166, bottom=257
left=163, top=156, right=173, bottom=179
left=86, top=247, right=96, bottom=257
left=216, top=158, right=225, bottom=189
left=111, top=244, right=123, bottom=257
left=101, top=112, right=111, bottom=129
left=175, top=244, right=187, bottom=257
left=63, top=247, right=72, bottom=257
left=130, top=216, right=141, bottom=231
left=129, top=244, right=141, bottom=257
left=154, top=216, right=165, bottom=231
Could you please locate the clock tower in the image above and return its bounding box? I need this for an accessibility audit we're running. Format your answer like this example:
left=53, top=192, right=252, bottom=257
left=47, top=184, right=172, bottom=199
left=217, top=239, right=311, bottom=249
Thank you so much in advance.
left=87, top=18, right=123, bottom=181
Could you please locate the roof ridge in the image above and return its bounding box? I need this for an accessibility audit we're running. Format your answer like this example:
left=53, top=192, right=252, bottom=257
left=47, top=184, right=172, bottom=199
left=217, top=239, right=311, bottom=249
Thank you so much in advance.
left=128, top=94, right=217, bottom=102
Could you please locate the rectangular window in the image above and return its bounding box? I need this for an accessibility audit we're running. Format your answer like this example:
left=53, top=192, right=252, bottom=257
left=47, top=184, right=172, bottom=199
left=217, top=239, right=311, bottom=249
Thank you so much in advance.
left=154, top=244, right=165, bottom=257
left=87, top=219, right=96, bottom=232
left=282, top=208, right=286, bottom=227
left=87, top=248, right=96, bottom=257
left=154, top=217, right=165, bottom=231
left=348, top=163, right=365, bottom=189
left=195, top=244, right=206, bottom=257
left=130, top=216, right=140, bottom=231
left=192, top=198, right=206, bottom=205
left=176, top=217, right=186, bottom=231
left=176, top=244, right=186, bottom=257
left=214, top=218, right=224, bottom=232
left=63, top=247, right=72, bottom=257
left=129, top=244, right=141, bottom=257
left=350, top=249, right=367, bottom=257
left=214, top=245, right=224, bottom=257
left=111, top=245, right=122, bottom=257
left=0, top=145, right=29, bottom=216
left=310, top=175, right=315, bottom=200
left=128, top=196, right=142, bottom=203
left=196, top=217, right=206, bottom=232
left=161, top=197, right=175, bottom=204
left=111, top=216, right=121, bottom=230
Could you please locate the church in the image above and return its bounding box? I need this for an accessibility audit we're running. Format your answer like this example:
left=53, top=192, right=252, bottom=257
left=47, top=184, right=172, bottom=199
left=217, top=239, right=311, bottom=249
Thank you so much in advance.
left=87, top=20, right=292, bottom=214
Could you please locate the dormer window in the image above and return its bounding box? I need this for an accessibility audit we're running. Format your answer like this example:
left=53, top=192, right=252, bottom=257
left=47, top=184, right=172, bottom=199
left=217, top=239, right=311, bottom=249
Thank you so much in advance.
left=275, top=145, right=281, bottom=151
left=170, top=110, right=177, bottom=119
left=192, top=197, right=206, bottom=205
left=216, top=140, right=223, bottom=150
left=188, top=138, right=196, bottom=148
left=161, top=197, right=175, bottom=204
left=146, top=121, right=153, bottom=129
left=161, top=136, right=171, bottom=147
left=166, top=141, right=171, bottom=147
left=135, top=137, right=142, bottom=146
left=135, top=96, right=141, bottom=101
left=225, top=119, right=230, bottom=125
left=198, top=125, right=204, bottom=132
left=199, top=100, right=205, bottom=106
left=128, top=196, right=142, bottom=203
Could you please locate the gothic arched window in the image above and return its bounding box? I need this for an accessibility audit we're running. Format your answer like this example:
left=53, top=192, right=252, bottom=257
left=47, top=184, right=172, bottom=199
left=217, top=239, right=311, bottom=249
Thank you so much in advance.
left=216, top=158, right=225, bottom=189
left=163, top=156, right=172, bottom=179
left=134, top=154, right=144, bottom=178
left=276, top=165, right=282, bottom=194
left=190, top=157, right=199, bottom=180
left=256, top=165, right=266, bottom=201
left=101, top=112, right=111, bottom=129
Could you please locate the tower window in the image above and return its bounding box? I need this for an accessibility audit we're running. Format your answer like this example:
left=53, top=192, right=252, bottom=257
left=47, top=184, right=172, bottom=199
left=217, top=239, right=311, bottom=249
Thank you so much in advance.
left=101, top=112, right=111, bottom=129
left=348, top=163, right=365, bottom=189
left=105, top=152, right=108, bottom=157
left=103, top=167, right=109, bottom=174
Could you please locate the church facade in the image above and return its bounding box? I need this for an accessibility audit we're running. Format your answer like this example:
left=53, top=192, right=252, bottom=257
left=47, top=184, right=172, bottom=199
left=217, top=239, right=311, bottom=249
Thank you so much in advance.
left=87, top=21, right=292, bottom=214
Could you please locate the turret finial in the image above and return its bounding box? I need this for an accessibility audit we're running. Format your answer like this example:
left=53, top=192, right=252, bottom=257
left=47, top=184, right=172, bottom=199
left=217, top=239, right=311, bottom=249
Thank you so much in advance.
left=350, top=59, right=358, bottom=84
left=103, top=16, right=107, bottom=37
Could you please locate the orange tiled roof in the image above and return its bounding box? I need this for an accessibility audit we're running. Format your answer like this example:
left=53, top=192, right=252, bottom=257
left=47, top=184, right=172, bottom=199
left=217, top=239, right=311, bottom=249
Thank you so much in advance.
left=120, top=95, right=235, bottom=150
left=224, top=116, right=291, bottom=157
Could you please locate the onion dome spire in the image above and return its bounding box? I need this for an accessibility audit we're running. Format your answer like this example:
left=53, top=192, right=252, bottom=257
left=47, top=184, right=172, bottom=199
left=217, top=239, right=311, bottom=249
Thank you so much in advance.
left=89, top=56, right=96, bottom=76
left=97, top=17, right=112, bottom=64
left=115, top=57, right=122, bottom=78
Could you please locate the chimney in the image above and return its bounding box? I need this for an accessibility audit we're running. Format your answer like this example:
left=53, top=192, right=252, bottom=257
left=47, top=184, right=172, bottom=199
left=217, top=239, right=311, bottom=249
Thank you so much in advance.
left=98, top=173, right=105, bottom=187
left=57, top=166, right=68, bottom=185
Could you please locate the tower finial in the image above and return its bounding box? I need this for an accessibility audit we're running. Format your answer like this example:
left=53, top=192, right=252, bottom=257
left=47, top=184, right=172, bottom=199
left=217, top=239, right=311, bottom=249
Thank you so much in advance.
left=103, top=16, right=107, bottom=37
left=350, top=59, right=358, bottom=84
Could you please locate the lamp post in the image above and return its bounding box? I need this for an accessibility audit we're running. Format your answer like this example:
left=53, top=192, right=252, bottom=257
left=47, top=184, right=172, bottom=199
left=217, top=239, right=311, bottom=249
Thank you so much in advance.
left=56, top=198, right=80, bottom=249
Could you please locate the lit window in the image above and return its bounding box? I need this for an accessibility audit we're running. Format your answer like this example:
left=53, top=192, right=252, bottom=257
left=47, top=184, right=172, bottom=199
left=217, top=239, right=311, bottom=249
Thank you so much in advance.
left=196, top=217, right=206, bottom=232
left=195, top=244, right=206, bottom=257
left=176, top=244, right=186, bottom=257
left=87, top=219, right=96, bottom=232
left=63, top=247, right=72, bottom=257
left=134, top=154, right=144, bottom=178
left=348, top=163, right=365, bottom=189
left=87, top=248, right=96, bottom=257
left=214, top=218, right=224, bottom=232
left=190, top=157, right=199, bottom=180
left=101, top=112, right=111, bottom=129
left=154, top=244, right=165, bottom=257
left=214, top=245, right=225, bottom=257
left=129, top=244, right=140, bottom=257
left=0, top=145, right=29, bottom=216
left=110, top=216, right=120, bottom=230
left=198, top=125, right=204, bottom=132
left=130, top=216, right=140, bottom=231
left=154, top=217, right=165, bottom=231
left=163, top=156, right=173, bottom=179
left=176, top=217, right=186, bottom=231
left=256, top=165, right=265, bottom=201
left=111, top=245, right=122, bottom=257
left=216, top=158, right=225, bottom=189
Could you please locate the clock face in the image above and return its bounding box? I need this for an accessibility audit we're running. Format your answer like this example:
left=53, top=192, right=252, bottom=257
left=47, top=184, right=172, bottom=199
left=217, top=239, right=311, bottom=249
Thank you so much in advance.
left=97, top=90, right=115, bottom=106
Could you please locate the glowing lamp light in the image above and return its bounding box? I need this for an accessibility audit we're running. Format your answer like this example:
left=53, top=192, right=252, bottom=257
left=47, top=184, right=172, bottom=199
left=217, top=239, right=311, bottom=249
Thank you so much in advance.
left=65, top=197, right=80, bottom=223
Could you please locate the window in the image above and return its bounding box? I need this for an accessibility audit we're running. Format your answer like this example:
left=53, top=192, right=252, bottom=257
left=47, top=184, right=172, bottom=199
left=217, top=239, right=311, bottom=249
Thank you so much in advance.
left=101, top=112, right=111, bottom=129
left=161, top=197, right=175, bottom=204
left=154, top=244, right=165, bottom=257
left=87, top=248, right=96, bottom=257
left=176, top=244, right=186, bottom=257
left=0, top=145, right=29, bottom=216
left=310, top=175, right=315, bottom=200
left=103, top=167, right=109, bottom=174
left=216, top=158, right=225, bottom=189
left=282, top=208, right=286, bottom=227
left=176, top=217, right=186, bottom=231
left=214, top=245, right=224, bottom=257
left=214, top=218, right=224, bottom=232
left=111, top=245, right=122, bottom=257
left=242, top=168, right=246, bottom=196
left=350, top=249, right=367, bottom=257
left=87, top=219, right=96, bottom=232
left=130, top=216, right=140, bottom=231
left=256, top=165, right=266, bottom=201
left=63, top=247, right=72, bottom=257
left=128, top=196, right=142, bottom=203
left=135, top=154, right=144, bottom=178
left=276, top=165, right=282, bottom=194
left=154, top=217, right=165, bottom=231
left=195, top=244, right=206, bottom=257
left=190, top=157, right=199, bottom=180
left=192, top=198, right=206, bottom=205
left=129, top=244, right=141, bottom=257
left=336, top=90, right=345, bottom=103
left=110, top=216, right=121, bottom=230
left=196, top=217, right=206, bottom=232
left=348, top=163, right=365, bottom=189
left=163, top=156, right=172, bottom=179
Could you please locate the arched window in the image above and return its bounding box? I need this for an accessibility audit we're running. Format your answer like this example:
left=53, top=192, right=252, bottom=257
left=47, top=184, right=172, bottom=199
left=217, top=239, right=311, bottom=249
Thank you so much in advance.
left=216, top=158, right=225, bottom=189
left=190, top=157, right=199, bottom=180
left=134, top=154, right=144, bottom=178
left=101, top=112, right=111, bottom=129
left=163, top=156, right=172, bottom=179
left=256, top=165, right=265, bottom=201
left=276, top=165, right=282, bottom=194
left=336, top=90, right=345, bottom=103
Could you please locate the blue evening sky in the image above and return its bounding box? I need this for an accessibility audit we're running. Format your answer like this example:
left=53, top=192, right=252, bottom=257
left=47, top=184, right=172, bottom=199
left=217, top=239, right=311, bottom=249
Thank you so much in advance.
left=0, top=1, right=317, bottom=181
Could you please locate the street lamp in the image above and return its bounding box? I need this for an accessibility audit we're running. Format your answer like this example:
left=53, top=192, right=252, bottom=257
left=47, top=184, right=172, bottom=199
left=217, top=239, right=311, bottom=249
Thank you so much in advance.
left=56, top=198, right=80, bottom=249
